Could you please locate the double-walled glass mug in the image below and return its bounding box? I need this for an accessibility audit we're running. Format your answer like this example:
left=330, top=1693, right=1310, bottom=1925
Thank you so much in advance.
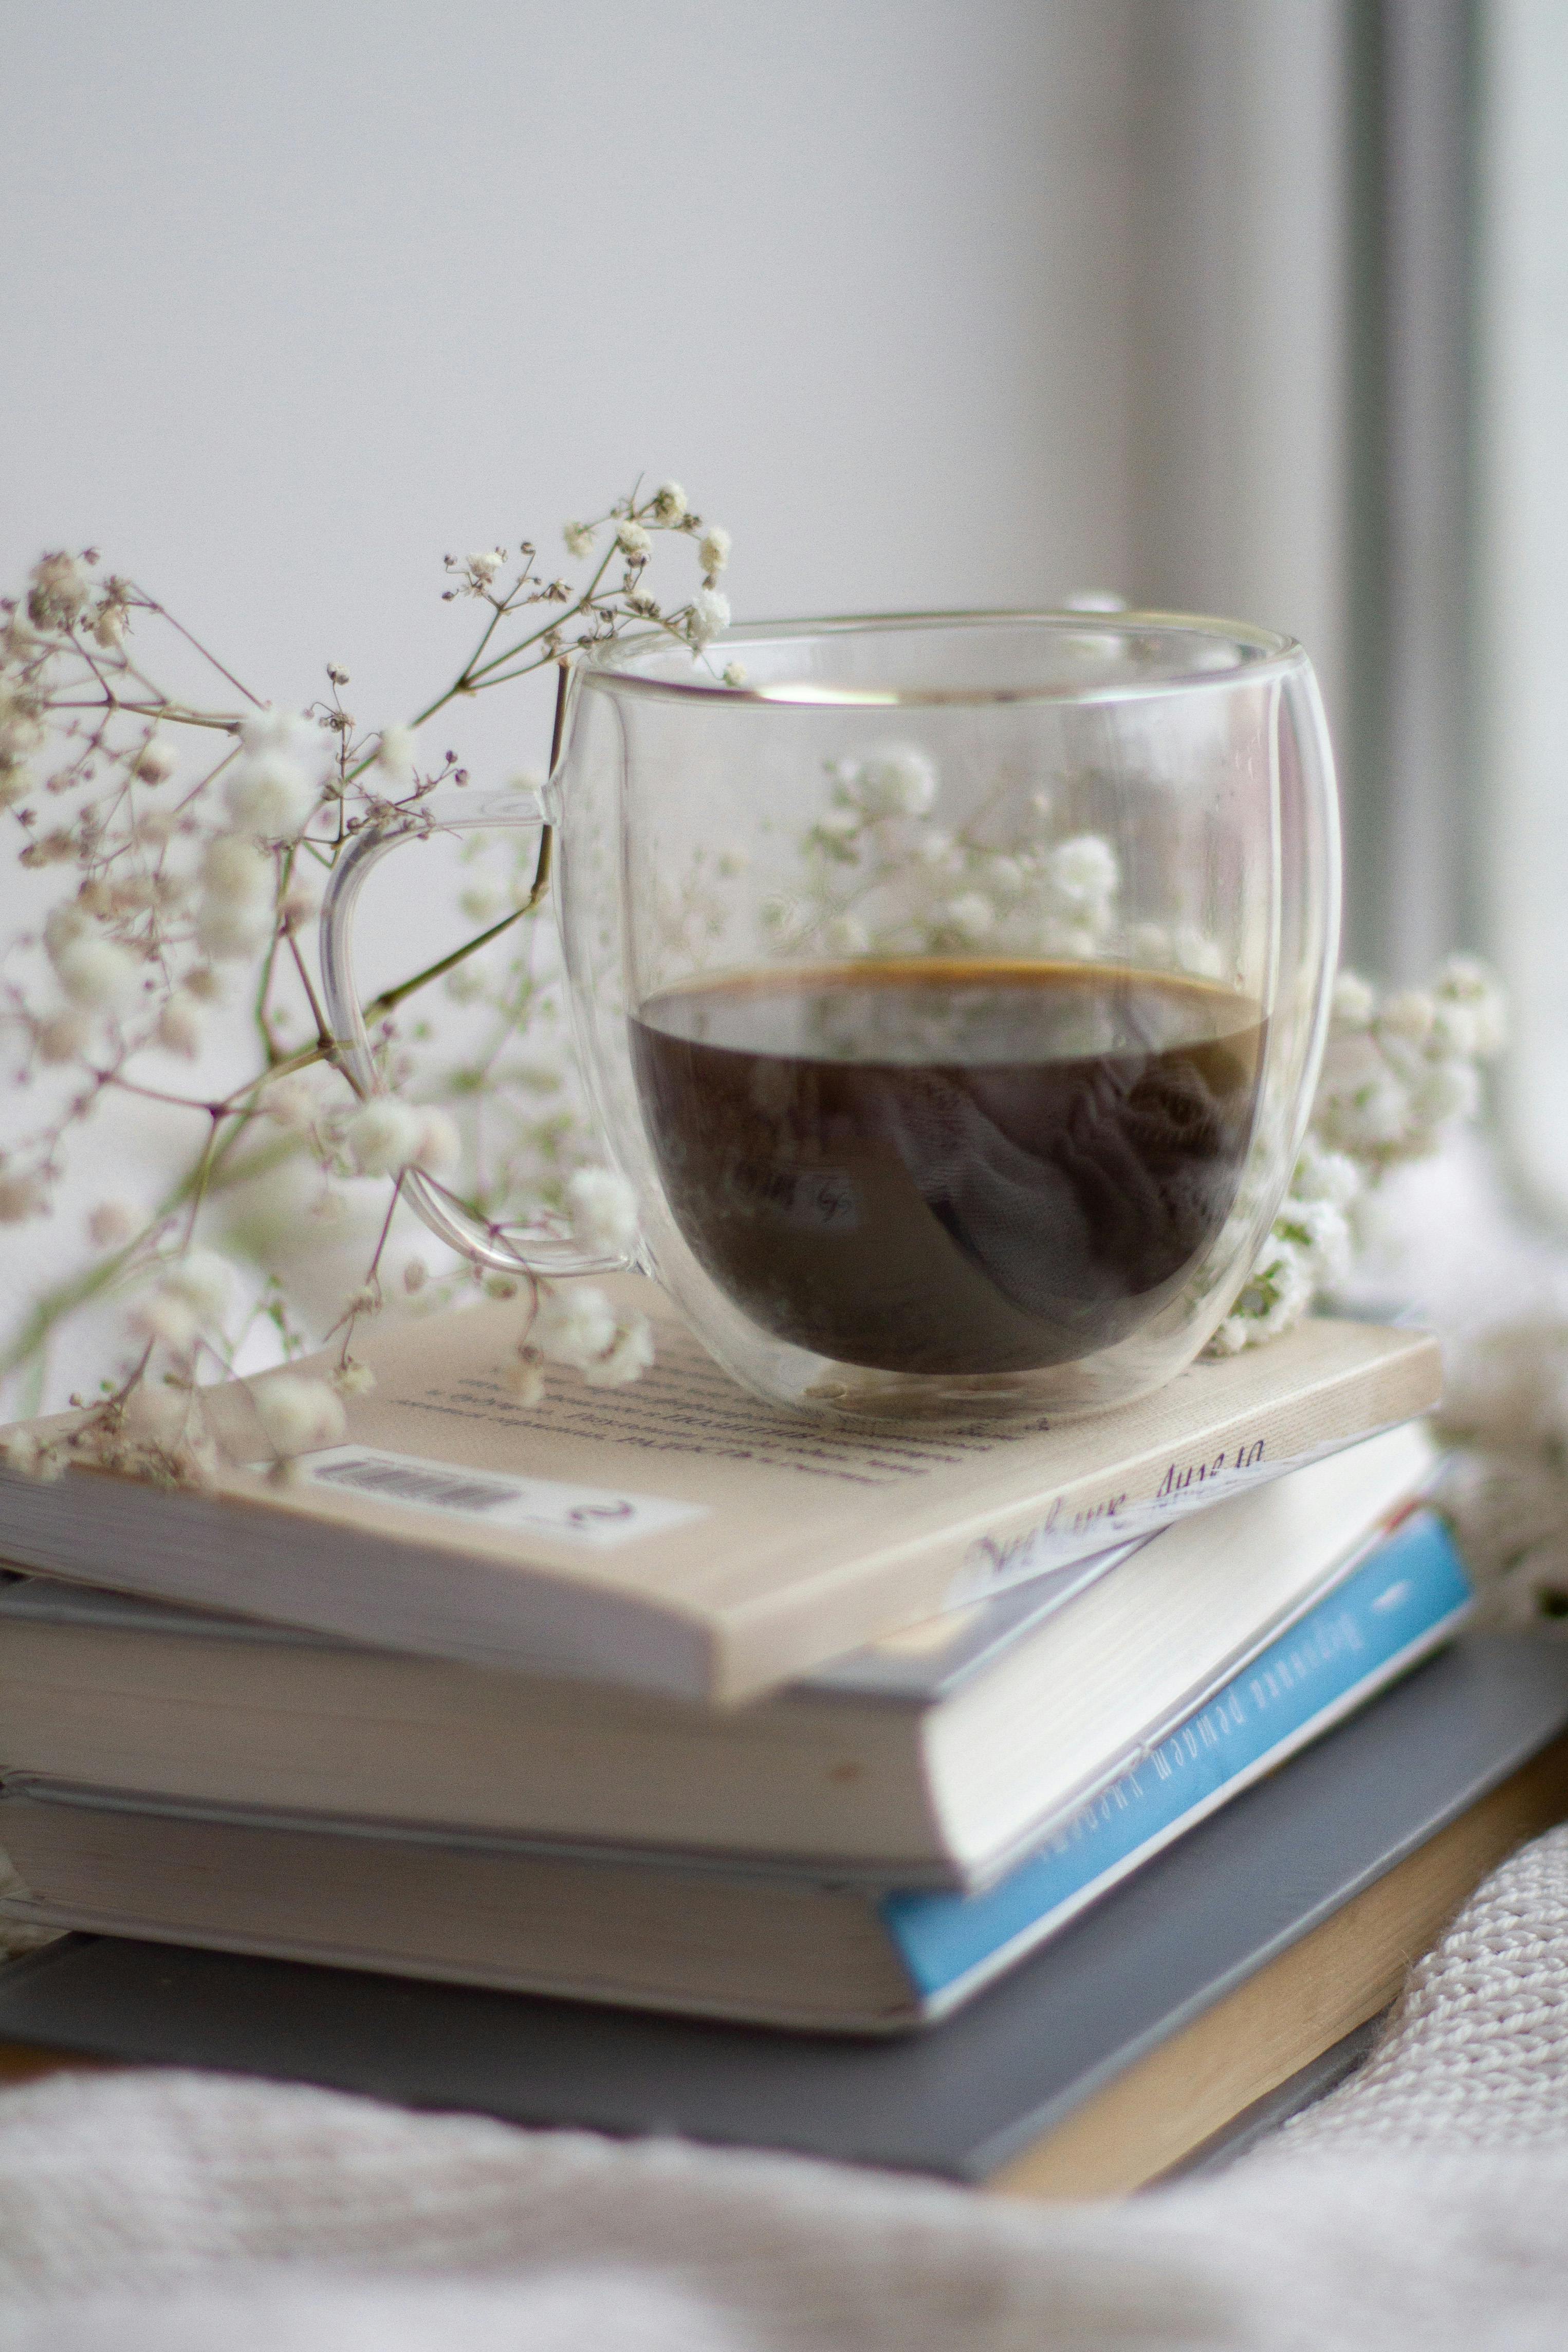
left=320, top=613, right=1340, bottom=1423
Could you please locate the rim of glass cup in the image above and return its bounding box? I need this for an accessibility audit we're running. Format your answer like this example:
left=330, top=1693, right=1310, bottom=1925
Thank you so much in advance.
left=577, top=608, right=1308, bottom=708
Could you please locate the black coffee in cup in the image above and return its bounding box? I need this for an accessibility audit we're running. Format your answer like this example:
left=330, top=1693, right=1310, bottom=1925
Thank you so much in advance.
left=630, top=959, right=1266, bottom=1377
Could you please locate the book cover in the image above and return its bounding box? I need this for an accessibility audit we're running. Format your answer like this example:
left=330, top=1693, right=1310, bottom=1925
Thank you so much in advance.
left=0, top=1282, right=1442, bottom=1700
left=0, top=1507, right=1474, bottom=2029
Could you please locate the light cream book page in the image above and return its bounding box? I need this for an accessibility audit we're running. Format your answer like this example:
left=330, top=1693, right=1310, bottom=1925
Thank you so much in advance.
left=0, top=1282, right=1441, bottom=1700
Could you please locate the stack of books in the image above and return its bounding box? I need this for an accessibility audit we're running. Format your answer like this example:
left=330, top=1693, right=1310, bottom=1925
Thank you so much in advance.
left=1, top=1282, right=1565, bottom=2189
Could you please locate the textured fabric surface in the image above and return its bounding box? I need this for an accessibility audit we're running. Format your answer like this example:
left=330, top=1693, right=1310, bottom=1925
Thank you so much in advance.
left=0, top=1823, right=1564, bottom=2351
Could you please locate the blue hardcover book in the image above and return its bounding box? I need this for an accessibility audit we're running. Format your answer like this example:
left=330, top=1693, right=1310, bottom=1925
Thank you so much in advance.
left=0, top=1507, right=1473, bottom=2031
left=885, top=1506, right=1473, bottom=2015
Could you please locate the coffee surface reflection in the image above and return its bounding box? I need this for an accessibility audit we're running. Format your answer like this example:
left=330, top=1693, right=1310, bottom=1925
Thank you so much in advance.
left=630, top=959, right=1266, bottom=1375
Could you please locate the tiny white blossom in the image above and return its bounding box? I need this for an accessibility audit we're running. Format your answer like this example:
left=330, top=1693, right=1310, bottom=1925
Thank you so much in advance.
left=1045, top=834, right=1119, bottom=912
left=52, top=934, right=141, bottom=1012
left=1173, top=925, right=1225, bottom=980
left=376, top=724, right=417, bottom=787
left=224, top=750, right=316, bottom=840
left=196, top=897, right=273, bottom=961
left=502, top=1351, right=546, bottom=1405
left=43, top=902, right=89, bottom=960
left=583, top=1312, right=655, bottom=1388
left=912, top=829, right=958, bottom=869
left=156, top=993, right=202, bottom=1057
left=128, top=1289, right=199, bottom=1352
left=133, top=740, right=177, bottom=785
left=334, top=1360, right=377, bottom=1399
left=36, top=1008, right=89, bottom=1063
left=566, top=1167, right=640, bottom=1256
left=345, top=1098, right=424, bottom=1175
left=1433, top=954, right=1508, bottom=1056
left=467, top=548, right=505, bottom=585
left=854, top=745, right=938, bottom=819
left=1378, top=988, right=1435, bottom=1044
left=0, top=1172, right=47, bottom=1223
left=1330, top=971, right=1377, bottom=1031
left=253, top=1375, right=347, bottom=1458
left=687, top=587, right=730, bottom=648
left=617, top=520, right=652, bottom=560
left=937, top=892, right=995, bottom=944
left=721, top=661, right=748, bottom=688
left=533, top=1283, right=618, bottom=1370
left=699, top=525, right=731, bottom=575
left=204, top=837, right=273, bottom=904
left=88, top=1199, right=140, bottom=1247
left=1411, top=1059, right=1480, bottom=1127
left=652, top=482, right=688, bottom=521
left=158, top=1248, right=233, bottom=1328
left=27, top=551, right=92, bottom=631
left=1291, top=1138, right=1362, bottom=1213
left=563, top=521, right=596, bottom=560
left=823, top=912, right=870, bottom=957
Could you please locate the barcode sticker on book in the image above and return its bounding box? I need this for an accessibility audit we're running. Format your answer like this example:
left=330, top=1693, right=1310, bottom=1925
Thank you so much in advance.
left=297, top=1445, right=708, bottom=1549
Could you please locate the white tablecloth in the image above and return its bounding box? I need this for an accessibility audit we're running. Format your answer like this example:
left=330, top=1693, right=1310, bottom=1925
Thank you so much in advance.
left=0, top=1822, right=1562, bottom=2352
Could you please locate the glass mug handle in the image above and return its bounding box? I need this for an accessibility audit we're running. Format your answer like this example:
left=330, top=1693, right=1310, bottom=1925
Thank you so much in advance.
left=317, top=789, right=633, bottom=1280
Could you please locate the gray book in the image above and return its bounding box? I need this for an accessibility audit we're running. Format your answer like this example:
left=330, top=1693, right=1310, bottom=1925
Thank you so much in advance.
left=2, top=1636, right=1565, bottom=2186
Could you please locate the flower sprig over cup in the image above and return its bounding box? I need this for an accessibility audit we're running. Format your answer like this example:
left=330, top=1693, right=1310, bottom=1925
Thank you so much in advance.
left=0, top=493, right=1506, bottom=1491
left=0, top=483, right=730, bottom=1484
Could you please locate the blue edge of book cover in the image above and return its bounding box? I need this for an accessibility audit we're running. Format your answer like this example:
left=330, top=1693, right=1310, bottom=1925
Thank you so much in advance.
left=884, top=1510, right=1474, bottom=2006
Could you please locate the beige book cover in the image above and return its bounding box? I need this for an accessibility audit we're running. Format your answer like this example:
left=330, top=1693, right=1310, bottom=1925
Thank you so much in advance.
left=0, top=1282, right=1441, bottom=1702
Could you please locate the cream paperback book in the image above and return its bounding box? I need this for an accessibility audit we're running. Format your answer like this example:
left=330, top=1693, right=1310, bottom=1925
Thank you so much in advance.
left=0, top=1281, right=1442, bottom=1702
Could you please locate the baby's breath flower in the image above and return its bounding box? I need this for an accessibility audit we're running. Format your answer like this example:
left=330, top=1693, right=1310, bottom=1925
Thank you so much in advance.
left=128, top=1289, right=199, bottom=1352
left=936, top=892, right=995, bottom=945
left=854, top=745, right=938, bottom=820
left=583, top=1311, right=655, bottom=1388
left=687, top=587, right=730, bottom=648
left=158, top=1248, right=234, bottom=1329
left=563, top=521, right=596, bottom=560
left=27, top=552, right=92, bottom=632
left=224, top=749, right=316, bottom=840
left=253, top=1375, right=347, bottom=1459
left=823, top=912, right=870, bottom=956
left=35, top=1008, right=89, bottom=1063
left=721, top=662, right=747, bottom=688
left=196, top=898, right=273, bottom=960
left=651, top=482, right=688, bottom=522
left=87, top=1199, right=140, bottom=1248
left=0, top=1171, right=47, bottom=1223
left=375, top=724, right=417, bottom=788
left=467, top=548, right=506, bottom=585
left=132, top=740, right=177, bottom=785
left=566, top=1167, right=639, bottom=1257
left=156, top=993, right=202, bottom=1057
left=345, top=1098, right=424, bottom=1176
left=1045, top=834, right=1119, bottom=912
left=51, top=934, right=141, bottom=1012
left=616, top=520, right=652, bottom=560
left=533, top=1283, right=618, bottom=1370
left=502, top=1351, right=547, bottom=1406
left=201, top=835, right=272, bottom=905
left=1330, top=971, right=1377, bottom=1031
left=699, top=525, right=731, bottom=576
left=264, top=1074, right=319, bottom=1131
left=334, top=1359, right=377, bottom=1399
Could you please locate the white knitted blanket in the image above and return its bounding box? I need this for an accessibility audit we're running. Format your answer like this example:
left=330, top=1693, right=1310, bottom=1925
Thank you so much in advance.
left=0, top=1822, right=1562, bottom=2352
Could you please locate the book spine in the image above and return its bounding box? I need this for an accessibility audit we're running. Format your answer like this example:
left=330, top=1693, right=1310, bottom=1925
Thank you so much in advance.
left=880, top=1509, right=1473, bottom=2009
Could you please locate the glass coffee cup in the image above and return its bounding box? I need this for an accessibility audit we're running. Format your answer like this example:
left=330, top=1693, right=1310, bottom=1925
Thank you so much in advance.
left=320, top=612, right=1340, bottom=1422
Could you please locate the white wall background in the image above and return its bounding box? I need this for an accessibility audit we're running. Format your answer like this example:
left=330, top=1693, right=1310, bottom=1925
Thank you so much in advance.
left=1, top=0, right=1362, bottom=1406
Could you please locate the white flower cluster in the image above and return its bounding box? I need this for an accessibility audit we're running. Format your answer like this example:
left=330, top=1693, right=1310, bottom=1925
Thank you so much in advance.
left=0, top=486, right=725, bottom=1481
left=785, top=744, right=1128, bottom=966
left=1312, top=957, right=1507, bottom=1170
left=1210, top=957, right=1507, bottom=1355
